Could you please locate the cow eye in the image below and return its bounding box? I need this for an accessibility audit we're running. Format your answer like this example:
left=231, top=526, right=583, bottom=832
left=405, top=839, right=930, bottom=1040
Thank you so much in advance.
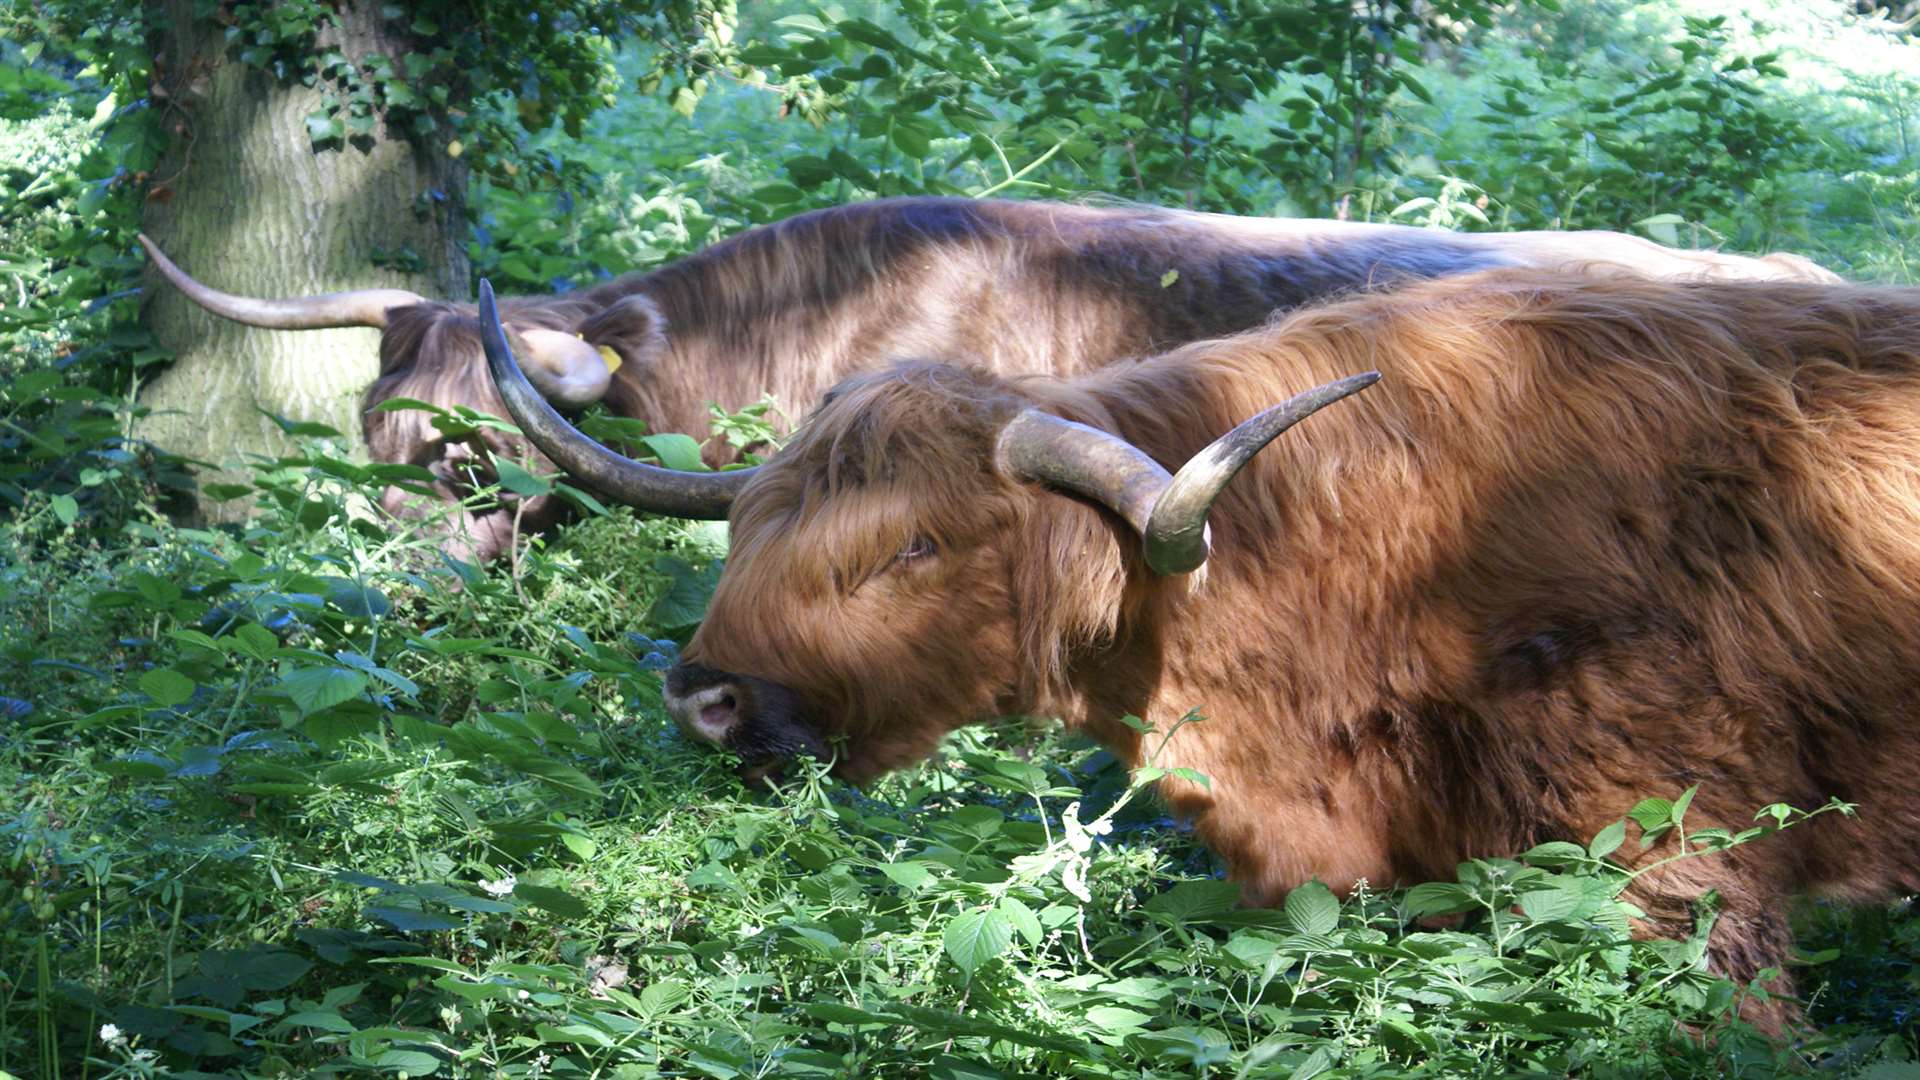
left=894, top=535, right=937, bottom=566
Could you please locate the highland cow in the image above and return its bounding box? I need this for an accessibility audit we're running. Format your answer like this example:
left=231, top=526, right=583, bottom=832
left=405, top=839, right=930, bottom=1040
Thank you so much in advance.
left=482, top=269, right=1920, bottom=1029
left=144, top=198, right=1836, bottom=560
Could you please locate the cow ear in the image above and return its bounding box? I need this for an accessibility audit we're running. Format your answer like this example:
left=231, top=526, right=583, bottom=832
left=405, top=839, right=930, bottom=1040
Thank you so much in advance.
left=577, top=293, right=669, bottom=374
left=1009, top=497, right=1130, bottom=704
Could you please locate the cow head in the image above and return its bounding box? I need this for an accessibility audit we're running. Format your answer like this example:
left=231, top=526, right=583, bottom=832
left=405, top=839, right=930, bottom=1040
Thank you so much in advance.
left=475, top=280, right=1376, bottom=780
left=141, top=236, right=671, bottom=560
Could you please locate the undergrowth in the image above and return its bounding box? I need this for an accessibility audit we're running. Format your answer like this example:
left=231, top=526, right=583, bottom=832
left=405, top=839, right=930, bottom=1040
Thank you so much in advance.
left=2, top=417, right=1917, bottom=1080
left=3, top=4, right=1918, bottom=1076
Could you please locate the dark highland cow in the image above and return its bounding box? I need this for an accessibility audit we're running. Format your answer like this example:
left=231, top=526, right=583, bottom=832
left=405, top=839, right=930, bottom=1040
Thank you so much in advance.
left=483, top=270, right=1920, bottom=1031
left=145, top=198, right=1836, bottom=560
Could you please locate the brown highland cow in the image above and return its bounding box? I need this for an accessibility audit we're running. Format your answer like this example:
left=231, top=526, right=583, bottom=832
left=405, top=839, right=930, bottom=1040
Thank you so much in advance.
left=481, top=269, right=1920, bottom=1029
left=144, top=197, right=1835, bottom=560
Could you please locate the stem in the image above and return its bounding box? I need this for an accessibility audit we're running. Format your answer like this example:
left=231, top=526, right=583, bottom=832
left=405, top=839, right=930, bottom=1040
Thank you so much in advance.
left=973, top=142, right=1062, bottom=199
left=163, top=885, right=186, bottom=1000
left=509, top=497, right=529, bottom=605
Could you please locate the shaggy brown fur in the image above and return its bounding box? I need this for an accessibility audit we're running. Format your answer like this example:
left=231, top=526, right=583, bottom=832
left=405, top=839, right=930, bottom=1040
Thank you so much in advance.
left=674, top=271, right=1920, bottom=1030
left=361, top=197, right=1836, bottom=560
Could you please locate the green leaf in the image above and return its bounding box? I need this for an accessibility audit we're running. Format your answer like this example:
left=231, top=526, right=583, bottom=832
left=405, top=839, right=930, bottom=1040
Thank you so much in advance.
left=372, top=396, right=451, bottom=417
left=1520, top=841, right=1588, bottom=867
left=772, top=13, right=829, bottom=33
left=1671, top=783, right=1698, bottom=825
left=305, top=110, right=344, bottom=145
left=279, top=1010, right=356, bottom=1033
left=1402, top=881, right=1475, bottom=917
left=1146, top=879, right=1241, bottom=923
left=1628, top=797, right=1673, bottom=834
left=998, top=897, right=1042, bottom=946
left=890, top=118, right=931, bottom=157
left=1167, top=767, right=1211, bottom=789
left=785, top=154, right=835, bottom=189
left=1289, top=1045, right=1337, bottom=1080
left=320, top=578, right=391, bottom=619
left=879, top=861, right=934, bottom=891
left=535, top=1022, right=616, bottom=1048
left=168, top=629, right=225, bottom=654
left=493, top=457, right=553, bottom=497
left=794, top=999, right=890, bottom=1022
left=50, top=492, right=77, bottom=524
left=373, top=1049, right=440, bottom=1076
left=928, top=1056, right=1000, bottom=1080
left=554, top=481, right=609, bottom=517
left=139, top=668, right=196, bottom=708
left=1283, top=880, right=1339, bottom=935
left=1222, top=931, right=1279, bottom=970
left=281, top=666, right=369, bottom=716
left=1085, top=1005, right=1150, bottom=1033
left=233, top=623, right=280, bottom=662
left=943, top=908, right=1012, bottom=978
left=514, top=883, right=589, bottom=919
left=1517, top=875, right=1587, bottom=921
left=639, top=978, right=690, bottom=1015
left=366, top=906, right=458, bottom=933
left=1588, top=819, right=1628, bottom=859
left=639, top=433, right=708, bottom=472
left=647, top=557, right=721, bottom=632
left=1855, top=1066, right=1920, bottom=1080
left=258, top=408, right=343, bottom=438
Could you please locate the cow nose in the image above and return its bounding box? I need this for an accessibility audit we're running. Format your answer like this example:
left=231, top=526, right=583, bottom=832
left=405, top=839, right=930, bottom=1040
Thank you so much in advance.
left=663, top=679, right=740, bottom=745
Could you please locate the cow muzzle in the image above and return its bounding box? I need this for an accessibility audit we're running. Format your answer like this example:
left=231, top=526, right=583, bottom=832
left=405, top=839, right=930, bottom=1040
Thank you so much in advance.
left=662, top=662, right=827, bottom=773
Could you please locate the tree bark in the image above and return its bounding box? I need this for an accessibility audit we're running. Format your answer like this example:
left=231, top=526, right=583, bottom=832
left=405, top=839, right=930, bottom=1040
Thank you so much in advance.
left=138, top=0, right=467, bottom=519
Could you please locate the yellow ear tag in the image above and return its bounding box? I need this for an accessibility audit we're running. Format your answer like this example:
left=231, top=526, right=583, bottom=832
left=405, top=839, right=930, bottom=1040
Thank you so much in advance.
left=595, top=344, right=622, bottom=374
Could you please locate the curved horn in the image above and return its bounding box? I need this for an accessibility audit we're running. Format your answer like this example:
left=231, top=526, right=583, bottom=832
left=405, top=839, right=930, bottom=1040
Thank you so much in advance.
left=996, top=372, right=1380, bottom=575
left=478, top=279, right=749, bottom=519
left=1143, top=372, right=1379, bottom=573
left=138, top=233, right=426, bottom=329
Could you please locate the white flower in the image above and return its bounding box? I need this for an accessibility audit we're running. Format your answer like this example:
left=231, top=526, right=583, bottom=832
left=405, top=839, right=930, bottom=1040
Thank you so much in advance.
left=99, top=1023, right=125, bottom=1046
left=517, top=989, right=531, bottom=1001
left=479, top=874, right=517, bottom=898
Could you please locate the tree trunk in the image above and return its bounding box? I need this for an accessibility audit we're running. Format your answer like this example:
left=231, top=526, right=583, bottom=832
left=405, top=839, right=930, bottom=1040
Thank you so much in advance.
left=138, top=0, right=467, bottom=520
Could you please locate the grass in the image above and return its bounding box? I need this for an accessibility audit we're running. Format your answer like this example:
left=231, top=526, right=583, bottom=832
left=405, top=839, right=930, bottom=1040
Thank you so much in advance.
left=1, top=427, right=1917, bottom=1080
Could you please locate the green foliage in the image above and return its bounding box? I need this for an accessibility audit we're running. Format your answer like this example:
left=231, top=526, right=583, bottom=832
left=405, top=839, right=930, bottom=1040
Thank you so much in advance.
left=2, top=1, right=1920, bottom=1076
left=1469, top=15, right=1826, bottom=243
left=0, top=489, right=1898, bottom=1078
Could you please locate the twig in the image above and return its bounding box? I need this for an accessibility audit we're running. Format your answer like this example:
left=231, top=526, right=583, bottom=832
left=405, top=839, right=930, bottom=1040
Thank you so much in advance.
left=509, top=496, right=529, bottom=604
left=973, top=141, right=1063, bottom=199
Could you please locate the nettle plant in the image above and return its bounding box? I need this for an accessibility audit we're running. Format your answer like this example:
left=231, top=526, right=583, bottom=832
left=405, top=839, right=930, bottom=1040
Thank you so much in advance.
left=0, top=430, right=1883, bottom=1078
left=1470, top=13, right=1830, bottom=244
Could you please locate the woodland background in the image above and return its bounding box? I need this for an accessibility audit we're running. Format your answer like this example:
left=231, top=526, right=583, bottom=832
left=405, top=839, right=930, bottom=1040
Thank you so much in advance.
left=2, top=1, right=1920, bottom=1076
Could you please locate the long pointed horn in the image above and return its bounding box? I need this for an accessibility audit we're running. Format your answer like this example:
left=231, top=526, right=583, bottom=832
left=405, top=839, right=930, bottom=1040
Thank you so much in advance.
left=996, top=372, right=1379, bottom=575
left=1144, top=372, right=1379, bottom=573
left=478, top=279, right=749, bottom=519
left=138, top=233, right=425, bottom=329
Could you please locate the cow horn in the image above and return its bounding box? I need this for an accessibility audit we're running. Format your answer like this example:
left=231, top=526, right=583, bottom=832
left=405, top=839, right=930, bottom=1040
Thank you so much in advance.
left=997, top=372, right=1380, bottom=574
left=478, top=280, right=748, bottom=519
left=138, top=233, right=426, bottom=329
